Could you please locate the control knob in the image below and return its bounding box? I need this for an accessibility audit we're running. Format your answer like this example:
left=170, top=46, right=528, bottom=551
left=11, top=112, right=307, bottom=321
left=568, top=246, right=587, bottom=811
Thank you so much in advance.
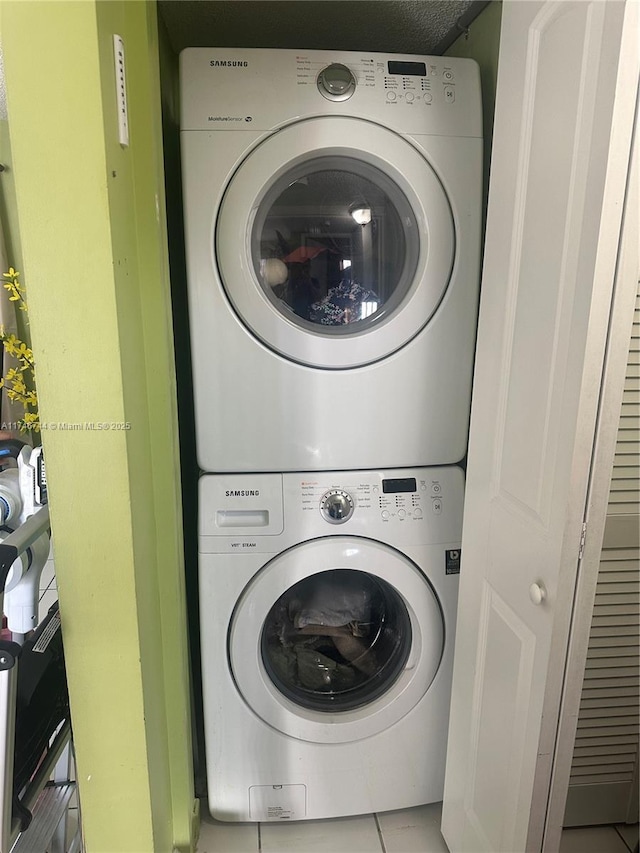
left=317, top=64, right=356, bottom=101
left=320, top=489, right=354, bottom=524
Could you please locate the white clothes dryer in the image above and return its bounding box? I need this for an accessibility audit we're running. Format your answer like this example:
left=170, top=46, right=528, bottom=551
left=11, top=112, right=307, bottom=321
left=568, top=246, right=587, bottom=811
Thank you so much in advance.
left=198, top=466, right=463, bottom=821
left=180, top=49, right=482, bottom=472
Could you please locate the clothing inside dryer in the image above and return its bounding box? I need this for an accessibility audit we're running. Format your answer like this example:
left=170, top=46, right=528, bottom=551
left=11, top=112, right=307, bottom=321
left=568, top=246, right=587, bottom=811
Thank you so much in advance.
left=253, top=157, right=419, bottom=329
left=261, top=569, right=412, bottom=711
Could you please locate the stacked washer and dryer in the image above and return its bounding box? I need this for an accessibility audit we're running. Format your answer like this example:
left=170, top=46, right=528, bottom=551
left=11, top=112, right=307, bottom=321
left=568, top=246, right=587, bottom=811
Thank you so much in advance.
left=180, top=48, right=482, bottom=822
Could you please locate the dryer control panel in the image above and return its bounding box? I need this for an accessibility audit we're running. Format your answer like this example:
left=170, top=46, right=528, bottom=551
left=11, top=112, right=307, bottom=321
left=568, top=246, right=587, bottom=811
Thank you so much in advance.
left=180, top=48, right=482, bottom=139
left=307, top=54, right=461, bottom=110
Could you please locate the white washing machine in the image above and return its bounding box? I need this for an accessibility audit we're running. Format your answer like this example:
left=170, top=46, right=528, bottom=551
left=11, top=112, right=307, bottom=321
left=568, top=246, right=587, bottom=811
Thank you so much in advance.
left=198, top=466, right=463, bottom=821
left=180, top=49, right=482, bottom=472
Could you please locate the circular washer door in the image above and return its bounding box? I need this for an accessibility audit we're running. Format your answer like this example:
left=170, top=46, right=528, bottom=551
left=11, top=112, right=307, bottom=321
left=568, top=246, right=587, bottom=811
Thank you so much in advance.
left=216, top=117, right=455, bottom=369
left=229, top=537, right=444, bottom=744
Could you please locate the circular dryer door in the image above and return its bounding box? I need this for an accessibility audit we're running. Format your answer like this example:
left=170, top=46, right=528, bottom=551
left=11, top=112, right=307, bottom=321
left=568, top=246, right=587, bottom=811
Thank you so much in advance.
left=216, top=117, right=455, bottom=369
left=229, top=537, right=445, bottom=744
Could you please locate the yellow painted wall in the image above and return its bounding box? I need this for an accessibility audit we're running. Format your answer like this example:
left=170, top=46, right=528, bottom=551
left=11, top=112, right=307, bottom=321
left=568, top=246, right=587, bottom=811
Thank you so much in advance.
left=0, top=1, right=195, bottom=850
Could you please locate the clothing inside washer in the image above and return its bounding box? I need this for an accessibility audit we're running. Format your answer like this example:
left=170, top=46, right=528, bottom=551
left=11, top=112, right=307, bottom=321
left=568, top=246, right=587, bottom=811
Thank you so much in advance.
left=261, top=569, right=412, bottom=711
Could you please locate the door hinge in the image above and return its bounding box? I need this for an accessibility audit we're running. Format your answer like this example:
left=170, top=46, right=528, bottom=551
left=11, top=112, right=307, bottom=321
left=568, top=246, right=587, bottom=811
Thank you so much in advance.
left=578, top=522, right=587, bottom=560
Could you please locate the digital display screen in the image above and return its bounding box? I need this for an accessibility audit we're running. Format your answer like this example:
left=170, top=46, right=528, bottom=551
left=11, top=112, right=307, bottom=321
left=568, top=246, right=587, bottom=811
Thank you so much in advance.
left=387, top=61, right=427, bottom=77
left=382, top=478, right=417, bottom=494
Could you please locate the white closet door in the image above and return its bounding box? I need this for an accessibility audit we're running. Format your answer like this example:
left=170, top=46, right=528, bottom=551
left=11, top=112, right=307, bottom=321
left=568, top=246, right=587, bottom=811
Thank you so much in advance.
left=441, top=2, right=638, bottom=852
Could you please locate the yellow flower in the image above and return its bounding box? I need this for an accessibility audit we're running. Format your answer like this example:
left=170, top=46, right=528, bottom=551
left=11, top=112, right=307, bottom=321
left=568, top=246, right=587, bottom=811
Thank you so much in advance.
left=0, top=268, right=38, bottom=432
left=15, top=342, right=32, bottom=359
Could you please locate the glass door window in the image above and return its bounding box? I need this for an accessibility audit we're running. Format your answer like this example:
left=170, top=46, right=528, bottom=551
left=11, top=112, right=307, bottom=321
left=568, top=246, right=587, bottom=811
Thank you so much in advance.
left=252, top=157, right=419, bottom=333
left=261, top=569, right=412, bottom=711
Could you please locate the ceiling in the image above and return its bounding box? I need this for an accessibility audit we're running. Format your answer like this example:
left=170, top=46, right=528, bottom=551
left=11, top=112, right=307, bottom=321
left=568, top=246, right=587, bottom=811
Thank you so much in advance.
left=158, top=1, right=489, bottom=56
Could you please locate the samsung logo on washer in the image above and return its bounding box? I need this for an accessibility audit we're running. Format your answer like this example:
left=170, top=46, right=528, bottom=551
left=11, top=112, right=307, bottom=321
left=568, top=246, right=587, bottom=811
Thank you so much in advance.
left=210, top=60, right=248, bottom=67
left=225, top=489, right=260, bottom=497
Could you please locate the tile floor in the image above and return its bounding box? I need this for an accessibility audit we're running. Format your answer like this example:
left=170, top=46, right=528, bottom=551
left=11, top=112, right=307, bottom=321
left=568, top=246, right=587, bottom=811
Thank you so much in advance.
left=197, top=804, right=447, bottom=853
left=197, top=804, right=639, bottom=853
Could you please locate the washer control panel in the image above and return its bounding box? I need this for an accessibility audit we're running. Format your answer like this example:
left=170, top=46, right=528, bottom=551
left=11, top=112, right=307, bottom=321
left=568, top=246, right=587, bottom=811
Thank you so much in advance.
left=305, top=471, right=453, bottom=525
left=199, top=466, right=464, bottom=552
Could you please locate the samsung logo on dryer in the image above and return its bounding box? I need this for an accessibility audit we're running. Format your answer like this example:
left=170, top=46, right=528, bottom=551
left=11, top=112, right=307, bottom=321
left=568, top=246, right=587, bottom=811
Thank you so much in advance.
left=226, top=489, right=260, bottom=497
left=210, top=60, right=248, bottom=67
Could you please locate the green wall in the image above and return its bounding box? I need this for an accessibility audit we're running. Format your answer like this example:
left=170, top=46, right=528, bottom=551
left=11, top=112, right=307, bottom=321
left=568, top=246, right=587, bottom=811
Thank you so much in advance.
left=1, top=1, right=195, bottom=850
left=446, top=0, right=503, bottom=207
